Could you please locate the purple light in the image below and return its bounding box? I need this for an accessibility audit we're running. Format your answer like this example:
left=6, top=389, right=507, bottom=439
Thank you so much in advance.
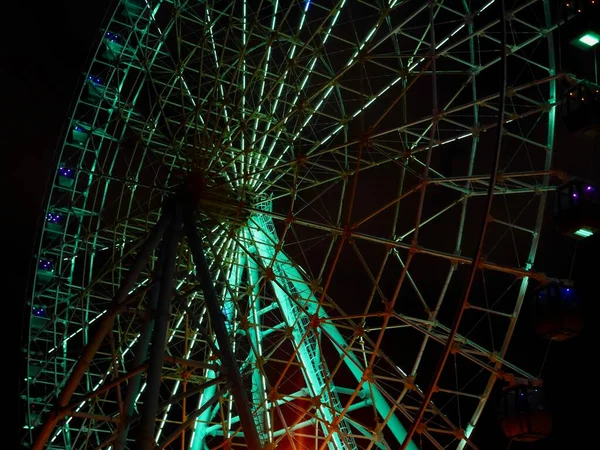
left=586, top=186, right=593, bottom=191
left=573, top=193, right=578, bottom=198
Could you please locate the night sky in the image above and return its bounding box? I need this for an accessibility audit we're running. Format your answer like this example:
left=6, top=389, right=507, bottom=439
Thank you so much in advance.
left=8, top=1, right=597, bottom=449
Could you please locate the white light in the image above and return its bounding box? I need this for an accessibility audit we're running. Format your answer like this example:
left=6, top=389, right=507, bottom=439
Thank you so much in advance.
left=481, top=0, right=495, bottom=12
left=579, top=34, right=600, bottom=47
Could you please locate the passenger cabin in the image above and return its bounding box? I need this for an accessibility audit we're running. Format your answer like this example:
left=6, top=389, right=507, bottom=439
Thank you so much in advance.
left=71, top=123, right=90, bottom=146
left=45, top=212, right=64, bottom=232
left=36, top=259, right=55, bottom=285
left=534, top=282, right=584, bottom=341
left=102, top=31, right=134, bottom=62
left=57, top=166, right=75, bottom=188
left=554, top=180, right=600, bottom=240
left=498, top=385, right=552, bottom=442
left=30, top=307, right=49, bottom=331
left=561, top=82, right=600, bottom=139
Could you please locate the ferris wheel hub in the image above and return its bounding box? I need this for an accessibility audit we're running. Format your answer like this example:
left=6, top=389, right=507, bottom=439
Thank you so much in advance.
left=184, top=172, right=255, bottom=227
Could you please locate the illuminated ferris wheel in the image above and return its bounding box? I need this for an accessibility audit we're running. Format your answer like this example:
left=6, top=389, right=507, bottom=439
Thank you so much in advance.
left=23, top=0, right=569, bottom=449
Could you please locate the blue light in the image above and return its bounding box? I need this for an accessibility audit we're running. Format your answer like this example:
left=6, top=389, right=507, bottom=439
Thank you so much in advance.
left=32, top=307, right=47, bottom=317
left=46, top=212, right=62, bottom=224
left=31, top=307, right=48, bottom=317
left=106, top=31, right=119, bottom=42
left=58, top=167, right=75, bottom=178
left=38, top=259, right=54, bottom=271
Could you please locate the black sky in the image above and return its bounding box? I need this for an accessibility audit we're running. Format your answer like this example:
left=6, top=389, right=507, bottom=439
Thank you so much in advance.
left=6, top=1, right=596, bottom=449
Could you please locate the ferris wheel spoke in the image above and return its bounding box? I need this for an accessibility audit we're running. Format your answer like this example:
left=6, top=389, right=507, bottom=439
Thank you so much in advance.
left=385, top=314, right=537, bottom=382
left=371, top=75, right=559, bottom=142
left=253, top=0, right=348, bottom=179
left=201, top=2, right=343, bottom=193
left=356, top=1, right=498, bottom=136
left=247, top=0, right=281, bottom=173
left=203, top=5, right=235, bottom=143
left=208, top=0, right=322, bottom=182
left=199, top=8, right=276, bottom=185
left=254, top=0, right=407, bottom=187
left=259, top=207, right=552, bottom=281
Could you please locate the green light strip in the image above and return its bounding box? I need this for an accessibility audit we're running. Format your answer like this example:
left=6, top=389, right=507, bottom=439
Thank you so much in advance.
left=206, top=7, right=236, bottom=178
left=252, top=0, right=321, bottom=184
left=574, top=228, right=594, bottom=238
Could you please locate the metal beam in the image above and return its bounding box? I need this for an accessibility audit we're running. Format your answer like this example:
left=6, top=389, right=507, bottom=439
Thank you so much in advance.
left=158, top=385, right=231, bottom=450
left=183, top=199, right=262, bottom=450
left=139, top=202, right=182, bottom=449
left=31, top=211, right=172, bottom=450
left=115, top=242, right=164, bottom=450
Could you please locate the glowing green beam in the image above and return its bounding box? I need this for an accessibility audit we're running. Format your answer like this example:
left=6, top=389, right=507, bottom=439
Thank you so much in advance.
left=247, top=215, right=417, bottom=449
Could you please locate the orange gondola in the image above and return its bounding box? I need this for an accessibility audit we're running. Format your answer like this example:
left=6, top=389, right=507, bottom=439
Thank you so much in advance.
left=498, top=385, right=552, bottom=442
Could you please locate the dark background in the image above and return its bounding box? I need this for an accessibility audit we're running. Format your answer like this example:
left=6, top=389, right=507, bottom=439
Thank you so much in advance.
left=5, top=1, right=596, bottom=448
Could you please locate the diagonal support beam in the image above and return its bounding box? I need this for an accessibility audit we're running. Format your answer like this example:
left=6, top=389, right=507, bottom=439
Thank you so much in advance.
left=183, top=199, right=263, bottom=450
left=30, top=210, right=173, bottom=450
left=138, top=201, right=183, bottom=448
left=116, top=220, right=175, bottom=450
left=158, top=384, right=232, bottom=450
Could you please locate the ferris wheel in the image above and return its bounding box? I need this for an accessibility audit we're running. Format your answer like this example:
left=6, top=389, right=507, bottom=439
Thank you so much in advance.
left=23, top=0, right=566, bottom=449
